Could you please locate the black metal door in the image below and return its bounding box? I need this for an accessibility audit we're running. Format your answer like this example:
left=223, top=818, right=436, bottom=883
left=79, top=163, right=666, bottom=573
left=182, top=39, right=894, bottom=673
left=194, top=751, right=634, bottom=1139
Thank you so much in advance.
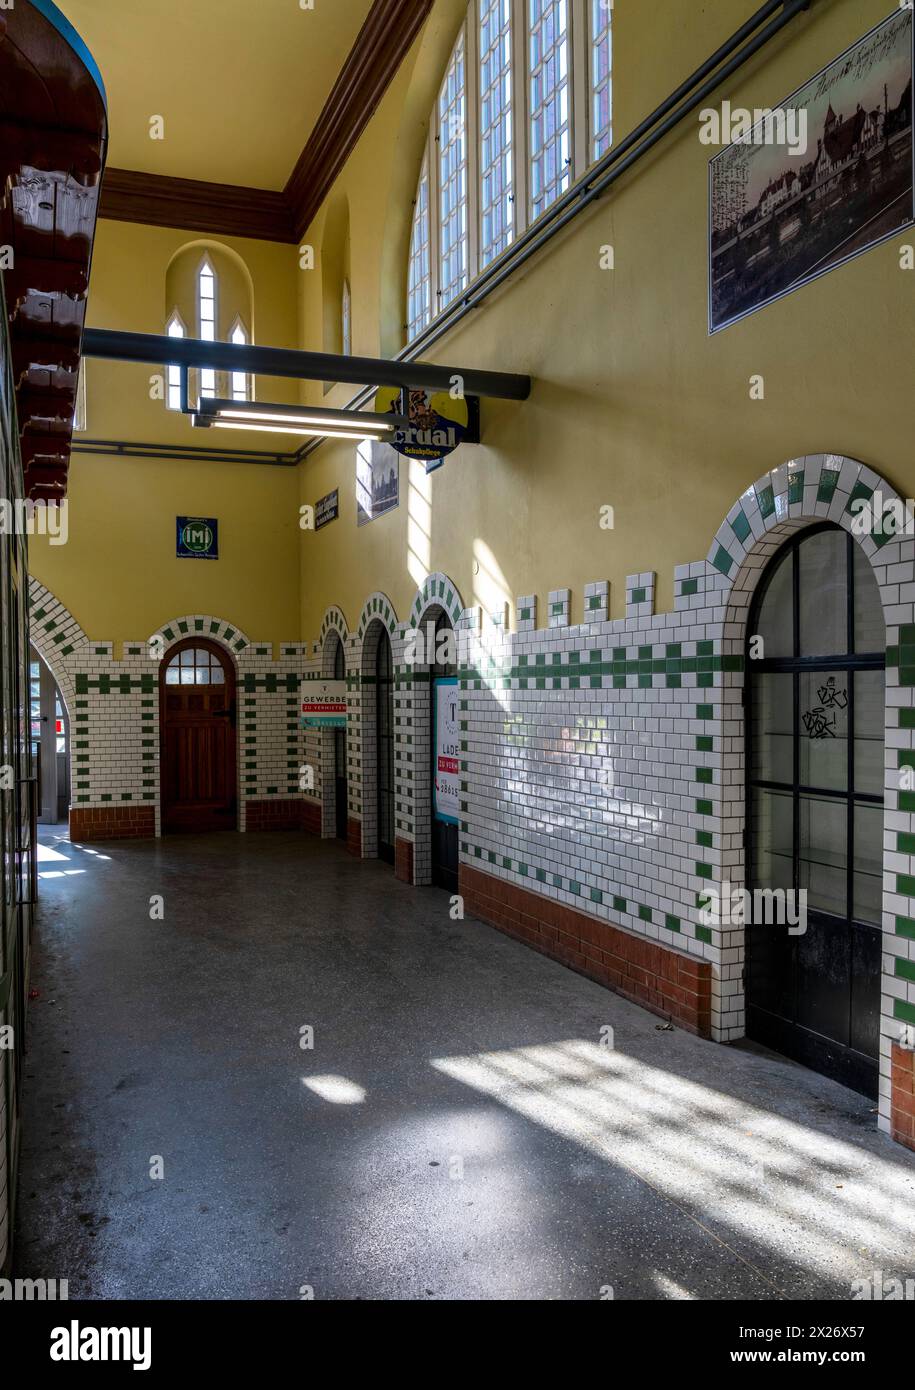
left=376, top=631, right=395, bottom=864
left=333, top=638, right=347, bottom=840
left=746, top=525, right=884, bottom=1098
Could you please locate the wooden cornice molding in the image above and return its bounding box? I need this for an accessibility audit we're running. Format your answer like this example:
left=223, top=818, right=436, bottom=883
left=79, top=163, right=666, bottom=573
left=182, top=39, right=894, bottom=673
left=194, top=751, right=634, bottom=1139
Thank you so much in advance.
left=98, top=0, right=433, bottom=244
left=100, top=169, right=296, bottom=242
left=284, top=0, right=433, bottom=240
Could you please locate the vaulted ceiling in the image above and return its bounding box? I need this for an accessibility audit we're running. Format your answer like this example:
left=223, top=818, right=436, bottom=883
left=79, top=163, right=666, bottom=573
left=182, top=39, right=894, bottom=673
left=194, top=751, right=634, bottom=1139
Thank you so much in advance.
left=54, top=0, right=374, bottom=189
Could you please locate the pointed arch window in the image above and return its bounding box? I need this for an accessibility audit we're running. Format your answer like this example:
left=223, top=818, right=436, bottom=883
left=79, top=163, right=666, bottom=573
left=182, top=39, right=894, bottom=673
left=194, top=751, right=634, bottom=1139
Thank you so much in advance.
left=197, top=257, right=217, bottom=399
left=341, top=278, right=352, bottom=356
left=166, top=311, right=186, bottom=411
left=229, top=317, right=251, bottom=402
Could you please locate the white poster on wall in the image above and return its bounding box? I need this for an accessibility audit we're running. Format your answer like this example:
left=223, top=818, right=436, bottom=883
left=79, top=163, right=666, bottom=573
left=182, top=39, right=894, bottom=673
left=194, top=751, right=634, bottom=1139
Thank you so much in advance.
left=434, top=677, right=459, bottom=825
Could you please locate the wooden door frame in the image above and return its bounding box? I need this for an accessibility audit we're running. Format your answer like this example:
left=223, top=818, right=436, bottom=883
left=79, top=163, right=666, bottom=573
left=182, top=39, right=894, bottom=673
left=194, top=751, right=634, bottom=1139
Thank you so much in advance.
left=158, top=637, right=239, bottom=833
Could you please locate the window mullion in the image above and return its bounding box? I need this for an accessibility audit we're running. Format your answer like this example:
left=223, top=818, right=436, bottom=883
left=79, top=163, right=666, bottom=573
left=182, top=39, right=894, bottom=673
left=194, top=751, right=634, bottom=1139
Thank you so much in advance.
left=512, top=0, right=528, bottom=234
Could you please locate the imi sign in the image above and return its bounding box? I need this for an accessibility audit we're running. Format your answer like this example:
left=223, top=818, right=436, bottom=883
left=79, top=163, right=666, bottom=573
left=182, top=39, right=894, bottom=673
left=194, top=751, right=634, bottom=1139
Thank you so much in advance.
left=176, top=516, right=218, bottom=560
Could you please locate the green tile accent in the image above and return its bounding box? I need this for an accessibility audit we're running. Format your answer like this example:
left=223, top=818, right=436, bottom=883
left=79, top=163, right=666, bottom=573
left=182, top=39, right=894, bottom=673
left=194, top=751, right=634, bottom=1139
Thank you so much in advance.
left=638, top=905, right=652, bottom=922
left=613, top=895, right=626, bottom=912
left=695, top=925, right=713, bottom=945
left=730, top=509, right=752, bottom=543
left=895, top=957, right=915, bottom=983
left=845, top=480, right=873, bottom=515
left=679, top=578, right=698, bottom=596
left=696, top=798, right=713, bottom=816
left=787, top=470, right=804, bottom=505
left=817, top=468, right=840, bottom=504
left=898, top=875, right=915, bottom=897
left=696, top=704, right=713, bottom=721
left=896, top=915, right=915, bottom=940
left=697, top=830, right=713, bottom=848
left=630, top=587, right=646, bottom=604
left=893, top=998, right=915, bottom=1027
left=898, top=832, right=915, bottom=854
left=756, top=484, right=775, bottom=519
left=665, top=914, right=681, bottom=933
left=696, top=862, right=713, bottom=879
left=696, top=735, right=713, bottom=752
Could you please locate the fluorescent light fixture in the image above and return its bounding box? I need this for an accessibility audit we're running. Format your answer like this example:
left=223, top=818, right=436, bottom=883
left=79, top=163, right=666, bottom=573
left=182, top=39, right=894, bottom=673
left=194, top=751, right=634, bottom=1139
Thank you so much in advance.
left=211, top=420, right=389, bottom=442
left=192, top=396, right=408, bottom=442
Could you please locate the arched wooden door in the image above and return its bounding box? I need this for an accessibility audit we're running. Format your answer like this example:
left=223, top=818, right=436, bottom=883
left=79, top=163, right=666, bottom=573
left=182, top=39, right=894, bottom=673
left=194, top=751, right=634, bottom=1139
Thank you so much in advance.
left=160, top=639, right=237, bottom=833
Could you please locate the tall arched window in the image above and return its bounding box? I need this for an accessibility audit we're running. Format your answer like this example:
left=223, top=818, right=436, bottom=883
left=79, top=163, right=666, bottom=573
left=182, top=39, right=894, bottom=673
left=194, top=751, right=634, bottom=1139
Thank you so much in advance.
left=407, top=157, right=432, bottom=340
left=437, top=30, right=469, bottom=309
left=406, top=0, right=613, bottom=341
left=166, top=311, right=186, bottom=411
left=198, top=257, right=217, bottom=399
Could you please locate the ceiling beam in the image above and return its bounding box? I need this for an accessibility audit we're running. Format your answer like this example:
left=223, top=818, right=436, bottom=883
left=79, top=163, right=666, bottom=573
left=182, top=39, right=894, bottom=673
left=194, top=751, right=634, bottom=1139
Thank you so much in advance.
left=81, top=327, right=532, bottom=401
left=100, top=169, right=295, bottom=242
left=97, top=0, right=433, bottom=244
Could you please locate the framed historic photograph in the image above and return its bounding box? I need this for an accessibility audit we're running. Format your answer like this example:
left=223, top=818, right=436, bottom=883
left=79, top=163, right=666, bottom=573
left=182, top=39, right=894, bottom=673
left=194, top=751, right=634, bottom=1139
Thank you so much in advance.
left=709, top=7, right=914, bottom=333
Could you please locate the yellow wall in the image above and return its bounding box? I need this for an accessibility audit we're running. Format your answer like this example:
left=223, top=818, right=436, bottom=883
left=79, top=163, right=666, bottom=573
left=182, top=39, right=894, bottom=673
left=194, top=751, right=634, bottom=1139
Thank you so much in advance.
left=295, top=0, right=915, bottom=637
left=28, top=0, right=915, bottom=649
left=29, top=220, right=302, bottom=646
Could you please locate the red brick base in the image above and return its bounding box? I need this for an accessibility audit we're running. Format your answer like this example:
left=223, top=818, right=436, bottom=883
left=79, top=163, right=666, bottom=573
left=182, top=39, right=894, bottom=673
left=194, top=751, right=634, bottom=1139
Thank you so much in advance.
left=301, top=799, right=322, bottom=836
left=460, top=864, right=712, bottom=1036
left=245, top=799, right=306, bottom=831
left=70, top=805, right=156, bottom=841
left=891, top=1043, right=915, bottom=1151
left=347, top=817, right=362, bottom=857
left=395, top=837, right=414, bottom=883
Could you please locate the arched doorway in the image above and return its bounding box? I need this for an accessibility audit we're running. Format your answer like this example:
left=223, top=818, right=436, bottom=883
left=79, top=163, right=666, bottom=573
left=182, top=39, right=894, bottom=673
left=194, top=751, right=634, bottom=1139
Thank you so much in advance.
left=29, top=647, right=69, bottom=824
left=376, top=628, right=395, bottom=864
left=159, top=639, right=237, bottom=833
left=746, top=523, right=885, bottom=1096
left=431, top=611, right=458, bottom=891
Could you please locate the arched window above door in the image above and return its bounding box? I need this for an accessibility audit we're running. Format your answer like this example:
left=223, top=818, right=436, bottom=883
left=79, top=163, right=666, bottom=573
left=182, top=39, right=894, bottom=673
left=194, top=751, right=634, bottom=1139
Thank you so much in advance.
left=164, top=647, right=227, bottom=686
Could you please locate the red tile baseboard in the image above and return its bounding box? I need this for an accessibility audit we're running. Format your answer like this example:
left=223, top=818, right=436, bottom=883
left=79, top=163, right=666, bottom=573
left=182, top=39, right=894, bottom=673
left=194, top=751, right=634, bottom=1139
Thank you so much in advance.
left=245, top=799, right=305, bottom=831
left=891, top=1043, right=915, bottom=1152
left=460, top=863, right=712, bottom=1037
left=70, top=805, right=155, bottom=842
left=395, top=837, right=414, bottom=883
left=347, top=817, right=362, bottom=857
left=301, top=799, right=322, bottom=836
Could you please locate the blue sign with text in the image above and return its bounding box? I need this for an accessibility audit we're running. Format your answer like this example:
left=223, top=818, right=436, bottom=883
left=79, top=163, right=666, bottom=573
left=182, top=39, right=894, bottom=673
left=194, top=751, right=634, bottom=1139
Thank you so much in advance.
left=176, top=516, right=218, bottom=560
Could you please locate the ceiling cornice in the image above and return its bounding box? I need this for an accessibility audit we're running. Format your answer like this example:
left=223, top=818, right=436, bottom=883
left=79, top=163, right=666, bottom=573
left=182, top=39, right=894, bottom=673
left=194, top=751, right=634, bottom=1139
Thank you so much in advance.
left=98, top=0, right=433, bottom=245
left=284, top=0, right=433, bottom=240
